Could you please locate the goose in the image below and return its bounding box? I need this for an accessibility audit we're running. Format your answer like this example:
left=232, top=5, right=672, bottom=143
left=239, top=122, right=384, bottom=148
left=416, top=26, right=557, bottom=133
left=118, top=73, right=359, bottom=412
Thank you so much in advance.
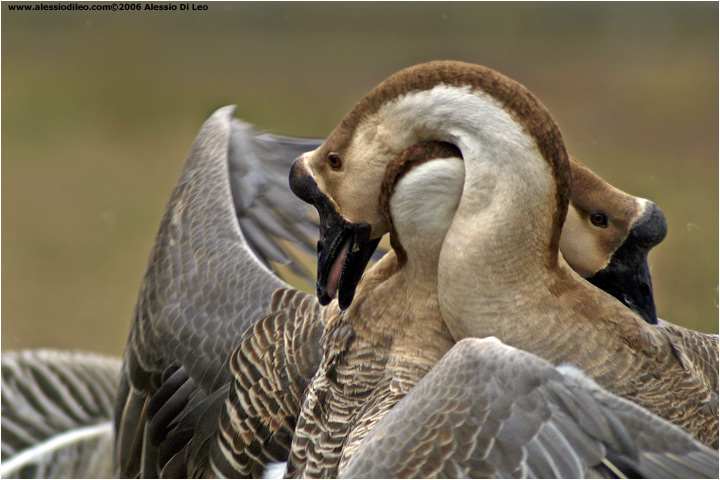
left=288, top=60, right=717, bottom=449
left=112, top=104, right=701, bottom=476
left=285, top=142, right=458, bottom=477
left=427, top=62, right=719, bottom=448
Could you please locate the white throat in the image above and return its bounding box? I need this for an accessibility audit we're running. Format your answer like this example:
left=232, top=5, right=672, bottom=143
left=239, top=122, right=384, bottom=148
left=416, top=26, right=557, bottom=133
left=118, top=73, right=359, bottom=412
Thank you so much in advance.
left=389, top=157, right=465, bottom=279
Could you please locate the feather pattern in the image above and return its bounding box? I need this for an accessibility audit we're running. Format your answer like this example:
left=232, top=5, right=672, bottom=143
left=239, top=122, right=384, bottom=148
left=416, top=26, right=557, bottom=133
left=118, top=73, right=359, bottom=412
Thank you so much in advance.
left=339, top=338, right=719, bottom=479
left=113, top=106, right=328, bottom=477
left=212, top=288, right=323, bottom=478
left=1, top=350, right=120, bottom=479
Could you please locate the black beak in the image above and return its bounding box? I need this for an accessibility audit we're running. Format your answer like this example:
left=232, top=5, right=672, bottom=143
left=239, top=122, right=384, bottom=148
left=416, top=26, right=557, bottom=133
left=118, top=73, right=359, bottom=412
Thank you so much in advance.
left=289, top=158, right=380, bottom=309
left=587, top=202, right=667, bottom=324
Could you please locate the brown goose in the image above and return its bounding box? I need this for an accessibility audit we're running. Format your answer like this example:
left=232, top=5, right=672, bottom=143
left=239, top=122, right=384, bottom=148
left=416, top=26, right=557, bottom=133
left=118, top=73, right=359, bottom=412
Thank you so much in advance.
left=424, top=62, right=719, bottom=448
left=288, top=61, right=717, bottom=451
left=113, top=103, right=709, bottom=476
left=285, top=143, right=458, bottom=477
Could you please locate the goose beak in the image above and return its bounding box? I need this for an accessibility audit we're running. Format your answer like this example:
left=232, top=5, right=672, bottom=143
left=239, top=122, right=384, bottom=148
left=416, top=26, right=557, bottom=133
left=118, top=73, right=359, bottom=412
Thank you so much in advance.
left=587, top=203, right=667, bottom=324
left=289, top=157, right=380, bottom=309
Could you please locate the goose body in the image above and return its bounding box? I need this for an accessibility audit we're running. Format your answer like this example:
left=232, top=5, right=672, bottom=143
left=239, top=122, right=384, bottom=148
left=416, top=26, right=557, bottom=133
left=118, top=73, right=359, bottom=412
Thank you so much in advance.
left=289, top=60, right=717, bottom=452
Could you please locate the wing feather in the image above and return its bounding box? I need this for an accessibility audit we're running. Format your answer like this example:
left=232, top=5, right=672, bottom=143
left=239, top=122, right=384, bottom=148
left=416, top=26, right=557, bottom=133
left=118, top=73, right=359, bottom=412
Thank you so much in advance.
left=114, top=108, right=332, bottom=477
left=1, top=350, right=120, bottom=479
left=340, top=338, right=718, bottom=479
left=115, top=106, right=304, bottom=476
left=213, top=288, right=323, bottom=478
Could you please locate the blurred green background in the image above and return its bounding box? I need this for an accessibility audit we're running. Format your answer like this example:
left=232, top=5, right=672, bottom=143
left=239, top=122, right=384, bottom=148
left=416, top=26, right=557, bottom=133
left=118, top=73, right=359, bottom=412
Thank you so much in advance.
left=3, top=2, right=717, bottom=357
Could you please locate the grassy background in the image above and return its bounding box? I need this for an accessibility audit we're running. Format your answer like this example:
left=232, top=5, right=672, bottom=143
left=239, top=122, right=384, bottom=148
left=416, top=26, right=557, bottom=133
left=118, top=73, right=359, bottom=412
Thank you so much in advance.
left=3, top=2, right=717, bottom=357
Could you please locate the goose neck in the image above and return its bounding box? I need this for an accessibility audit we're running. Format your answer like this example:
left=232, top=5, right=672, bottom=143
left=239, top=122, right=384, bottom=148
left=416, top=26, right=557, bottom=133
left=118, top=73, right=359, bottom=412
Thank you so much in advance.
left=437, top=136, right=561, bottom=341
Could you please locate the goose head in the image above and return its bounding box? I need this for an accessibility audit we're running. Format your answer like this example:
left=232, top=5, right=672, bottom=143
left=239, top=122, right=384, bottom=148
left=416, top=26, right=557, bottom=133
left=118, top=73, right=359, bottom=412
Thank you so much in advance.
left=288, top=155, right=381, bottom=309
left=290, top=61, right=662, bottom=322
left=564, top=158, right=667, bottom=324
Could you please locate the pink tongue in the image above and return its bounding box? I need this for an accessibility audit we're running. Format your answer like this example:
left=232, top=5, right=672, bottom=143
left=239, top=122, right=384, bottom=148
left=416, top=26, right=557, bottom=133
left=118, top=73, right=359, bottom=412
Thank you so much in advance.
left=327, top=243, right=348, bottom=299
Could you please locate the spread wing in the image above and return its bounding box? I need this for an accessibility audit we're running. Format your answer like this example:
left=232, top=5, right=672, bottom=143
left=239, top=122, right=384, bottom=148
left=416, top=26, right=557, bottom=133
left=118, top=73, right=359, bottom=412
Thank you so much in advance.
left=1, top=350, right=120, bottom=479
left=114, top=106, right=326, bottom=477
left=340, top=337, right=719, bottom=479
left=227, top=122, right=324, bottom=290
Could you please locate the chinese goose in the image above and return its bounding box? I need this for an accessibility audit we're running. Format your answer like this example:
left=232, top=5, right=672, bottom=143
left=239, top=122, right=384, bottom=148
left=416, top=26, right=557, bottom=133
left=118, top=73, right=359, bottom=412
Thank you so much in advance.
left=288, top=60, right=717, bottom=448
left=112, top=104, right=702, bottom=476
left=285, top=142, right=458, bottom=477
left=424, top=62, right=719, bottom=447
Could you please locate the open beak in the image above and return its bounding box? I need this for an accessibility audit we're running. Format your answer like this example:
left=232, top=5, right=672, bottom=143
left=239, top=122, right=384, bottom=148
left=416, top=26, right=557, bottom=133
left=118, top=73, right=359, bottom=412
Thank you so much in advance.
left=587, top=202, right=667, bottom=324
left=289, top=157, right=380, bottom=309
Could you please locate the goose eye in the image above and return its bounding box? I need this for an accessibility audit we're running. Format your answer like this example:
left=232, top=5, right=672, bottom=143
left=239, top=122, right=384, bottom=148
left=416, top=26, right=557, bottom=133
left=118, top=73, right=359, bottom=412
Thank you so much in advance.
left=327, top=152, right=343, bottom=171
left=590, top=212, right=608, bottom=228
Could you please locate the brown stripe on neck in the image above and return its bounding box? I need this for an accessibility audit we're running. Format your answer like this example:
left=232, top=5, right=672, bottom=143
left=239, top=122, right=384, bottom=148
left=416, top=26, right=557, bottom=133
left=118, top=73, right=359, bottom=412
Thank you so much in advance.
left=379, top=141, right=462, bottom=266
left=329, top=61, right=570, bottom=261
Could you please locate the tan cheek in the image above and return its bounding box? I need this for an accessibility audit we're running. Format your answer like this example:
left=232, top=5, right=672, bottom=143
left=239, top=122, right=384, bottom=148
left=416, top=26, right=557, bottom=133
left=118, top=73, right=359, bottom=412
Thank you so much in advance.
left=336, top=145, right=384, bottom=221
left=560, top=208, right=611, bottom=277
left=305, top=162, right=372, bottom=225
left=334, top=168, right=390, bottom=237
left=336, top=177, right=381, bottom=225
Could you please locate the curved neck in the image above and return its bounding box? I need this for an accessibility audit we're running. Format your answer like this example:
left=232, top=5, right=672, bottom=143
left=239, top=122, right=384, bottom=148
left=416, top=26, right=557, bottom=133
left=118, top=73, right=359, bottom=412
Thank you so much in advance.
left=438, top=139, right=559, bottom=340
left=400, top=89, right=560, bottom=341
left=368, top=84, right=566, bottom=341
